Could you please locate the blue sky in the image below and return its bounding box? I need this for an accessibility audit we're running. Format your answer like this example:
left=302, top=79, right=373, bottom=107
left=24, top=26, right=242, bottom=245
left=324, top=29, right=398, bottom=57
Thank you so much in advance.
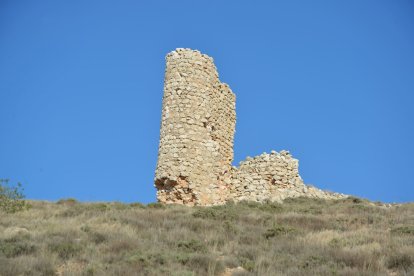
left=1, top=1, right=413, bottom=203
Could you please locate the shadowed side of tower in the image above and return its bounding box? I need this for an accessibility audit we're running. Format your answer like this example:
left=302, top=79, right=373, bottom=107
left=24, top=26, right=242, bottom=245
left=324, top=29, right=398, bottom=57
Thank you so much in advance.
left=154, top=48, right=236, bottom=206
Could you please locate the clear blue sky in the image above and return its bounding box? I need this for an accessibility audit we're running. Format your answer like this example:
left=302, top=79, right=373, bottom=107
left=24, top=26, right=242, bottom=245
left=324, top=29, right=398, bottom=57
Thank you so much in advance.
left=1, top=1, right=413, bottom=203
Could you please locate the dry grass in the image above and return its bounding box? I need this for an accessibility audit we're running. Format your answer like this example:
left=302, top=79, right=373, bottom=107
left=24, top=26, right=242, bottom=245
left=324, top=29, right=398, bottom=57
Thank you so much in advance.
left=0, top=197, right=413, bottom=275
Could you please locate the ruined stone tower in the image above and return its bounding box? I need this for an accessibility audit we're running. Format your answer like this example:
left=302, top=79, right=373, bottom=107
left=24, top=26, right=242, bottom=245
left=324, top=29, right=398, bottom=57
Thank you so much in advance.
left=155, top=48, right=347, bottom=206
left=155, top=48, right=236, bottom=206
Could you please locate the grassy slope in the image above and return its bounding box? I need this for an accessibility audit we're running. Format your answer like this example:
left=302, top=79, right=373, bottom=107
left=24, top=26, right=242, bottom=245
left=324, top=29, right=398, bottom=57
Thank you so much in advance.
left=0, top=197, right=413, bottom=276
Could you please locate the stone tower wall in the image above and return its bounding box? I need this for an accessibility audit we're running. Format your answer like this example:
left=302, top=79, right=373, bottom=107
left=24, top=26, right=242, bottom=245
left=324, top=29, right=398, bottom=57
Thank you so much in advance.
left=155, top=48, right=236, bottom=206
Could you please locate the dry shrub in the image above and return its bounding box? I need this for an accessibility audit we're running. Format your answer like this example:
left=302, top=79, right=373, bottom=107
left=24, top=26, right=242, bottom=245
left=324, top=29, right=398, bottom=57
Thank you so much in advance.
left=187, top=253, right=225, bottom=275
left=56, top=198, right=78, bottom=206
left=277, top=214, right=332, bottom=231
left=48, top=241, right=82, bottom=260
left=391, top=226, right=414, bottom=235
left=0, top=239, right=36, bottom=258
left=387, top=251, right=414, bottom=272
left=264, top=225, right=296, bottom=239
left=177, top=239, right=207, bottom=253
left=192, top=205, right=238, bottom=220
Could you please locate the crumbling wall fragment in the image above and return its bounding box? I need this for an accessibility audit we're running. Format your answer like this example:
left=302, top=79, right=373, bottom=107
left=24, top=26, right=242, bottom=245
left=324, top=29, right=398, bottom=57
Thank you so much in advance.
left=229, top=150, right=304, bottom=202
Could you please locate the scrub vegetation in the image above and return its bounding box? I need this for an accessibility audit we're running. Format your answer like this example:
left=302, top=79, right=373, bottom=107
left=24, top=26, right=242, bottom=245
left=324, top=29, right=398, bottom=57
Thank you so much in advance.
left=0, top=197, right=413, bottom=275
left=0, top=179, right=28, bottom=214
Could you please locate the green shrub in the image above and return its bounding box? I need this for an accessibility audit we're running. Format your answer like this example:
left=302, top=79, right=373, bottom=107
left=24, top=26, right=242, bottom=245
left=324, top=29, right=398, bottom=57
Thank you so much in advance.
left=0, top=179, right=28, bottom=213
left=387, top=252, right=413, bottom=271
left=147, top=202, right=165, bottom=209
left=350, top=204, right=373, bottom=211
left=259, top=202, right=284, bottom=213
left=186, top=253, right=225, bottom=275
left=192, top=206, right=238, bottom=220
left=0, top=240, right=36, bottom=258
left=239, top=200, right=283, bottom=213
left=111, top=202, right=129, bottom=210
left=90, top=231, right=106, bottom=244
left=129, top=202, right=145, bottom=208
left=81, top=224, right=107, bottom=243
left=391, top=226, right=414, bottom=235
left=127, top=251, right=178, bottom=270
left=145, top=253, right=167, bottom=265
left=89, top=203, right=109, bottom=211
left=177, top=239, right=207, bottom=253
left=284, top=196, right=326, bottom=205
left=58, top=205, right=85, bottom=217
left=84, top=267, right=96, bottom=276
left=278, top=215, right=331, bottom=231
left=48, top=242, right=82, bottom=259
left=264, top=225, right=296, bottom=239
left=328, top=238, right=344, bottom=248
left=223, top=220, right=239, bottom=235
left=347, top=196, right=364, bottom=204
left=297, top=206, right=323, bottom=215
left=80, top=225, right=91, bottom=233
left=302, top=255, right=328, bottom=269
left=238, top=257, right=255, bottom=272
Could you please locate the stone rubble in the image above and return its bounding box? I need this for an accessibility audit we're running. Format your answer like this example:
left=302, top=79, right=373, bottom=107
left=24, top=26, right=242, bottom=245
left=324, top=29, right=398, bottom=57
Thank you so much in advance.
left=154, top=48, right=347, bottom=206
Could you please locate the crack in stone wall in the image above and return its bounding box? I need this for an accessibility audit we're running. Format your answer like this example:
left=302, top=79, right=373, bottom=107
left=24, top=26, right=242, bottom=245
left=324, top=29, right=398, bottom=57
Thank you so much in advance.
left=155, top=48, right=347, bottom=206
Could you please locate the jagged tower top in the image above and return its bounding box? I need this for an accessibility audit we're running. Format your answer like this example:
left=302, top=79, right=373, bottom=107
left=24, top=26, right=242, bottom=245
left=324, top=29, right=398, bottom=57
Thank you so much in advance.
left=166, top=48, right=215, bottom=63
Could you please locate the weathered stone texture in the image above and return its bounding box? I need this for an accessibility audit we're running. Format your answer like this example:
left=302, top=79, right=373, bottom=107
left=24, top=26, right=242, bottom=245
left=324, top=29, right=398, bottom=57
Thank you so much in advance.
left=229, top=150, right=304, bottom=202
left=229, top=150, right=345, bottom=203
left=155, top=48, right=347, bottom=206
left=155, top=48, right=236, bottom=205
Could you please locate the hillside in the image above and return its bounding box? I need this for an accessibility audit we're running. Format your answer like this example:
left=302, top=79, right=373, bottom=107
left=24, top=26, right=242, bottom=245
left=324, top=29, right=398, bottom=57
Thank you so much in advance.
left=0, top=198, right=413, bottom=276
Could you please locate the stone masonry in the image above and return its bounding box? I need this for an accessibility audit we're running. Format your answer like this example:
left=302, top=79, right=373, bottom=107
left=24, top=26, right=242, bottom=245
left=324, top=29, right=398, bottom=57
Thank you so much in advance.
left=155, top=48, right=347, bottom=206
